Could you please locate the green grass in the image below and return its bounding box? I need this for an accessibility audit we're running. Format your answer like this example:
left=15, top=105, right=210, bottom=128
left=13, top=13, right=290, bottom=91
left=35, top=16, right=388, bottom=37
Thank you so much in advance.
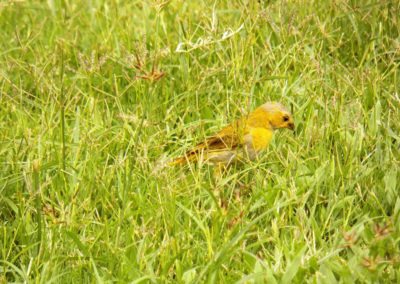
left=1, top=0, right=400, bottom=282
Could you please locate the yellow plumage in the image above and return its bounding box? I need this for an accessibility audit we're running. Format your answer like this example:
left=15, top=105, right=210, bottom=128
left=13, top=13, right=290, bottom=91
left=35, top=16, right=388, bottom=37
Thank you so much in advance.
left=170, top=102, right=294, bottom=166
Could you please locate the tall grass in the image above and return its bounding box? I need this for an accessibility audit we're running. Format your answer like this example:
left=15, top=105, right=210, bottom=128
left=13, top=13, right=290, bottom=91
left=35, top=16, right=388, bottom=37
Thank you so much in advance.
left=1, top=0, right=399, bottom=282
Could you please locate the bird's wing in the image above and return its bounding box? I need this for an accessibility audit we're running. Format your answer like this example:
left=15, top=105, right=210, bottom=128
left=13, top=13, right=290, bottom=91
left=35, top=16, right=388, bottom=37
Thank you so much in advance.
left=169, top=133, right=240, bottom=165
left=191, top=133, right=239, bottom=152
left=170, top=126, right=245, bottom=164
left=187, top=120, right=246, bottom=153
left=169, top=119, right=249, bottom=165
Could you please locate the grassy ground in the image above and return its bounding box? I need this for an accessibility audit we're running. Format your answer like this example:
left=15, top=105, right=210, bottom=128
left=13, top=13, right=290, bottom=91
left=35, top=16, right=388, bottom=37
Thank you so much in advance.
left=1, top=0, right=400, bottom=282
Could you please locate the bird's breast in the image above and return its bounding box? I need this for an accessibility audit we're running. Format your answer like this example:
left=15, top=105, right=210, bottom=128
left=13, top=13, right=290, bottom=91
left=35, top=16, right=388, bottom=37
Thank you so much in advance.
left=248, top=127, right=273, bottom=151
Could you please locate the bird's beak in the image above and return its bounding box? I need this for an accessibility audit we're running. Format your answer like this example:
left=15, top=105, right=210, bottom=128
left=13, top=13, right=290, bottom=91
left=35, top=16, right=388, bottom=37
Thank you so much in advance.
left=288, top=123, right=295, bottom=131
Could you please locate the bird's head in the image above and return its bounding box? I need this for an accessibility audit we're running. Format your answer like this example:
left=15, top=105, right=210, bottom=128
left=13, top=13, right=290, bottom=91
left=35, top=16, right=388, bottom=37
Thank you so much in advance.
left=261, top=102, right=295, bottom=131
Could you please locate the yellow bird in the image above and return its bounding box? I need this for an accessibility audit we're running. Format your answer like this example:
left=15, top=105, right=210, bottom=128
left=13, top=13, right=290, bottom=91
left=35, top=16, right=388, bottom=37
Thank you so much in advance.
left=170, top=102, right=294, bottom=167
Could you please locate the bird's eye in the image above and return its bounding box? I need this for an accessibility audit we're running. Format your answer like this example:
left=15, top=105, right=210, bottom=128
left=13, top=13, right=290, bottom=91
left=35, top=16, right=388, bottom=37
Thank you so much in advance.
left=283, top=115, right=289, bottom=122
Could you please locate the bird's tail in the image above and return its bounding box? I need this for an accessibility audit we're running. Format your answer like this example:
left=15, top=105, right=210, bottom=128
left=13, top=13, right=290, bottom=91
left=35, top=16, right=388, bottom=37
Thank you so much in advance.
left=152, top=154, right=188, bottom=175
left=168, top=156, right=191, bottom=166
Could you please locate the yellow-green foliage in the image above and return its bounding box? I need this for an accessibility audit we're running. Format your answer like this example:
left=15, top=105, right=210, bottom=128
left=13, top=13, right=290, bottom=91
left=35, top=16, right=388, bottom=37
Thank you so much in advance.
left=0, top=0, right=399, bottom=282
